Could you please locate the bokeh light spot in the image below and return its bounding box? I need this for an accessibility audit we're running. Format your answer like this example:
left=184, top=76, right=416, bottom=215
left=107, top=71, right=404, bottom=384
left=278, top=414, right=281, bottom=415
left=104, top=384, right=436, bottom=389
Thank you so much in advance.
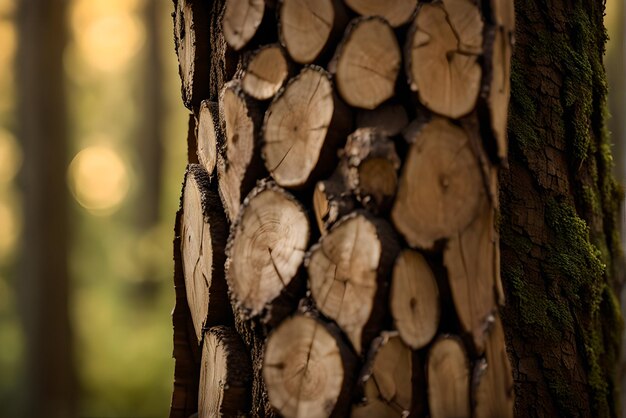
left=68, top=145, right=130, bottom=215
left=71, top=0, right=145, bottom=73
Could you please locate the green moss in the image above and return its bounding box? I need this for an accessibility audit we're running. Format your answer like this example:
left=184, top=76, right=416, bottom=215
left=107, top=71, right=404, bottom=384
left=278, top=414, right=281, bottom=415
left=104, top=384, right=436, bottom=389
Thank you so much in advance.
left=544, top=199, right=615, bottom=415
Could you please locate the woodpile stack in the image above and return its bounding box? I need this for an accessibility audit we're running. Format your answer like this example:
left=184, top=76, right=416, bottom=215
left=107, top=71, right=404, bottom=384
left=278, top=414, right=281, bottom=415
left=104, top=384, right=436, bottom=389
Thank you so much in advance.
left=170, top=0, right=515, bottom=416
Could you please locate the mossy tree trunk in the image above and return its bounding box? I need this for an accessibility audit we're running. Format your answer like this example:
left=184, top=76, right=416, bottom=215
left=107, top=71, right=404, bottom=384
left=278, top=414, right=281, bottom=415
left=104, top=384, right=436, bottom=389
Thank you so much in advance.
left=501, top=0, right=622, bottom=416
left=168, top=0, right=623, bottom=417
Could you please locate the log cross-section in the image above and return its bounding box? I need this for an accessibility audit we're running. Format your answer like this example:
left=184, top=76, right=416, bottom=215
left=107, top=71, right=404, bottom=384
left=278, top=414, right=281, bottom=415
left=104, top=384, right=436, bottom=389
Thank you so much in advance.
left=306, top=212, right=399, bottom=353
left=278, top=0, right=344, bottom=64
left=427, top=336, right=471, bottom=418
left=196, top=100, right=221, bottom=176
left=392, top=117, right=485, bottom=249
left=390, top=250, right=440, bottom=349
left=263, top=314, right=355, bottom=418
left=333, top=17, right=402, bottom=110
left=242, top=44, right=290, bottom=101
left=352, top=332, right=413, bottom=417
left=405, top=0, right=483, bottom=118
left=444, top=200, right=498, bottom=353
left=199, top=326, right=252, bottom=417
left=180, top=165, right=230, bottom=344
left=262, top=66, right=351, bottom=188
left=223, top=0, right=265, bottom=50
left=225, top=181, right=309, bottom=320
left=342, top=128, right=401, bottom=213
left=217, top=80, right=265, bottom=222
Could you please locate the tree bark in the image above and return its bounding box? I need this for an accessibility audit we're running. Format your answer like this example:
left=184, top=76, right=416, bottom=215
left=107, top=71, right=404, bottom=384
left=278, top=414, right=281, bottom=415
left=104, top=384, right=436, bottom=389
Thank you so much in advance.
left=169, top=0, right=622, bottom=417
left=500, top=1, right=622, bottom=417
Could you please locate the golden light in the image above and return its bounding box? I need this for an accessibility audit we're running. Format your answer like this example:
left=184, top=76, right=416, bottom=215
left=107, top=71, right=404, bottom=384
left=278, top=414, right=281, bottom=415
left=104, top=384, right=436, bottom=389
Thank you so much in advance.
left=71, top=0, right=145, bottom=73
left=68, top=145, right=130, bottom=215
left=0, top=20, right=15, bottom=67
left=0, top=200, right=19, bottom=259
left=0, top=128, right=22, bottom=184
left=0, top=0, right=14, bottom=17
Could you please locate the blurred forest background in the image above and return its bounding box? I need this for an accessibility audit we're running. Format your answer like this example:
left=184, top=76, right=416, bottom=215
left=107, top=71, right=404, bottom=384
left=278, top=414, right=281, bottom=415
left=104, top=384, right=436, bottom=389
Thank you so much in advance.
left=0, top=0, right=623, bottom=418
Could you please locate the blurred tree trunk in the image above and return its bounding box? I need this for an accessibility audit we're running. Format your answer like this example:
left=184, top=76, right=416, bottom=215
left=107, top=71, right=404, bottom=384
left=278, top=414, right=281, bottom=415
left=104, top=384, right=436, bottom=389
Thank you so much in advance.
left=16, top=1, right=75, bottom=418
left=138, top=0, right=165, bottom=229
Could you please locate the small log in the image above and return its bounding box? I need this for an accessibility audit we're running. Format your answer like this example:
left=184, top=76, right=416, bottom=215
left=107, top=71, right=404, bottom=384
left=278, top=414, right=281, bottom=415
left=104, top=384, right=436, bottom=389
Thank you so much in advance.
left=242, top=44, right=290, bottom=101
left=225, top=180, right=310, bottom=321
left=473, top=315, right=515, bottom=418
left=306, top=211, right=399, bottom=354
left=333, top=17, right=401, bottom=110
left=486, top=28, right=513, bottom=161
left=443, top=200, right=497, bottom=353
left=312, top=165, right=356, bottom=235
left=180, top=165, right=231, bottom=344
left=405, top=0, right=483, bottom=118
left=223, top=0, right=265, bottom=50
left=391, top=117, right=485, bottom=249
left=390, top=250, right=440, bottom=349
left=344, top=0, right=417, bottom=27
left=217, top=80, right=265, bottom=222
left=427, top=336, right=471, bottom=418
left=173, top=0, right=210, bottom=108
left=356, top=102, right=409, bottom=137
left=196, top=101, right=221, bottom=175
left=278, top=0, right=347, bottom=64
left=199, top=326, right=252, bottom=417
left=171, top=209, right=201, bottom=418
left=352, top=332, right=413, bottom=417
left=342, top=128, right=400, bottom=213
left=263, top=313, right=355, bottom=418
left=262, top=66, right=352, bottom=188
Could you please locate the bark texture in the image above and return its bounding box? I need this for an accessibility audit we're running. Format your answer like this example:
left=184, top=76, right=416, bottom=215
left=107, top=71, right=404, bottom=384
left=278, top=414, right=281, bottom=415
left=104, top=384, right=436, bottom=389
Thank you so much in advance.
left=168, top=0, right=622, bottom=417
left=501, top=1, right=622, bottom=417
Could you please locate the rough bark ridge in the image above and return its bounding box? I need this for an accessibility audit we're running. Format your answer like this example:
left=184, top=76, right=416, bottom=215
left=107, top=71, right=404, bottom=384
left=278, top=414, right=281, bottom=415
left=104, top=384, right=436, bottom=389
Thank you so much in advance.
left=170, top=0, right=517, bottom=417
left=500, top=0, right=623, bottom=417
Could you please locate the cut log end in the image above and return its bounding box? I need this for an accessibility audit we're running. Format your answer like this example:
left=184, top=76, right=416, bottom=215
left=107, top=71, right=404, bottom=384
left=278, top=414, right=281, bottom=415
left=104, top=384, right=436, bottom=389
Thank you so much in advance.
left=352, top=333, right=413, bottom=417
left=335, top=17, right=401, bottom=109
left=488, top=29, right=513, bottom=161
left=218, top=80, right=262, bottom=222
left=180, top=165, right=229, bottom=343
left=307, top=212, right=398, bottom=353
left=242, top=44, right=290, bottom=101
left=226, top=182, right=309, bottom=318
left=473, top=315, right=515, bottom=418
left=223, top=0, right=265, bottom=50
left=174, top=0, right=210, bottom=108
left=263, top=315, right=351, bottom=418
left=313, top=169, right=356, bottom=234
left=427, top=337, right=471, bottom=418
left=390, top=250, right=440, bottom=349
left=344, top=0, right=417, bottom=27
left=199, top=326, right=252, bottom=418
left=197, top=101, right=220, bottom=175
left=279, top=0, right=335, bottom=63
left=444, top=201, right=497, bottom=353
left=392, top=117, right=485, bottom=249
left=263, top=66, right=350, bottom=188
left=343, top=128, right=400, bottom=213
left=406, top=1, right=483, bottom=118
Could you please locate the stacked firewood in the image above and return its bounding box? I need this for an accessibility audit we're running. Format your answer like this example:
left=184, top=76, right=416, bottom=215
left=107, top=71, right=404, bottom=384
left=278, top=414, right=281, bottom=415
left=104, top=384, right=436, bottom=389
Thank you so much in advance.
left=171, top=0, right=515, bottom=417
